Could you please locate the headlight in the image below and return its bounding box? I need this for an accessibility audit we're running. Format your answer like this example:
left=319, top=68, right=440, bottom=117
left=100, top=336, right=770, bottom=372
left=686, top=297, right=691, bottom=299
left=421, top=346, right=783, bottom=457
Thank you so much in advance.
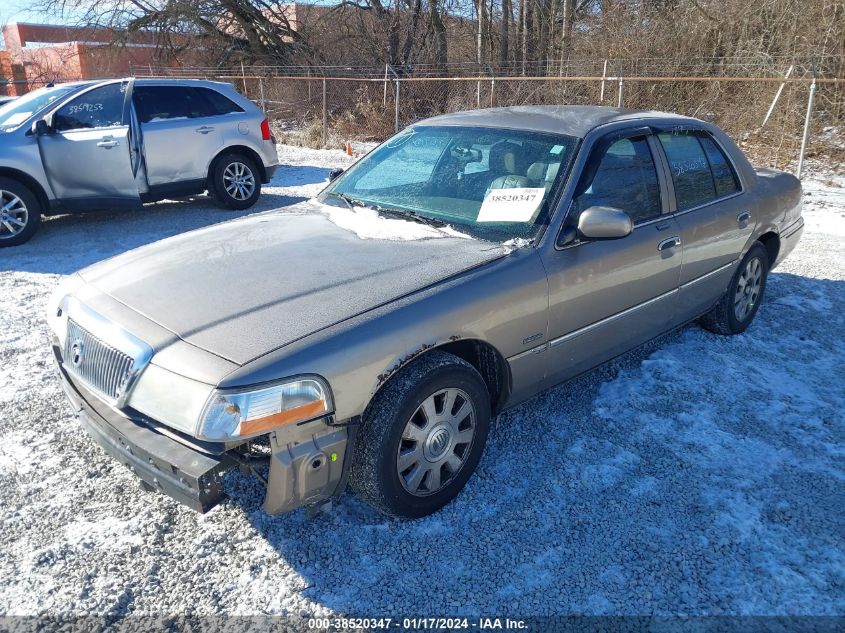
left=127, top=364, right=215, bottom=435
left=197, top=376, right=334, bottom=441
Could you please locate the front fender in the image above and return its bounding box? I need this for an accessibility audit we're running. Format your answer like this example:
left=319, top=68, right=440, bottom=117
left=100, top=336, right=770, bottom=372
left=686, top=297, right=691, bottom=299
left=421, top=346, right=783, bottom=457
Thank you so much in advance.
left=220, top=249, right=550, bottom=421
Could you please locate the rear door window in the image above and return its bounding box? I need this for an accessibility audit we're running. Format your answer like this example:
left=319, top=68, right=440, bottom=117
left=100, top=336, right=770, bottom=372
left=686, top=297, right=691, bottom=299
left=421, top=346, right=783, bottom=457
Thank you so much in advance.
left=657, top=131, right=717, bottom=210
left=133, top=86, right=218, bottom=123
left=698, top=135, right=740, bottom=197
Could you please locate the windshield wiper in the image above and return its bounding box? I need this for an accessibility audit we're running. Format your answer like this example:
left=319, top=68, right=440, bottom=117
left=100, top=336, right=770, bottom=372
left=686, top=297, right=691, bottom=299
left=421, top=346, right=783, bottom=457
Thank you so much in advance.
left=325, top=191, right=368, bottom=209
left=326, top=191, right=448, bottom=229
left=375, top=206, right=448, bottom=228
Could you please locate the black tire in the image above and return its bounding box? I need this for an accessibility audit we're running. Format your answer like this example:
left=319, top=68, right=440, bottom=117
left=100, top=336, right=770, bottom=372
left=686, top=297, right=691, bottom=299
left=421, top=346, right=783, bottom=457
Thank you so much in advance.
left=0, top=177, right=41, bottom=248
left=350, top=351, right=491, bottom=519
left=699, top=241, right=769, bottom=335
left=209, top=153, right=261, bottom=210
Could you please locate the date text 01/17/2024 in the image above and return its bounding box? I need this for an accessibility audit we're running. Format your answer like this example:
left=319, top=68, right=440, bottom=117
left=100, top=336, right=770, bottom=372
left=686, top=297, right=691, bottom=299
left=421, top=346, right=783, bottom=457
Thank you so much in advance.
left=307, top=617, right=528, bottom=630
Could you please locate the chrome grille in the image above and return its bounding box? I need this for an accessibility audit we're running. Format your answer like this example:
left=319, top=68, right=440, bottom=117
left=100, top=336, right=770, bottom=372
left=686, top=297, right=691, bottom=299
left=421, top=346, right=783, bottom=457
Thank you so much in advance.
left=64, top=319, right=135, bottom=401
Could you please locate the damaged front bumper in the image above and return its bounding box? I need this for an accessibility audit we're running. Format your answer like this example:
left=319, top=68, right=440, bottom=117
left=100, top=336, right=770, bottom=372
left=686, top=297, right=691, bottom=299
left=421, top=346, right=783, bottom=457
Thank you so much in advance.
left=53, top=344, right=351, bottom=514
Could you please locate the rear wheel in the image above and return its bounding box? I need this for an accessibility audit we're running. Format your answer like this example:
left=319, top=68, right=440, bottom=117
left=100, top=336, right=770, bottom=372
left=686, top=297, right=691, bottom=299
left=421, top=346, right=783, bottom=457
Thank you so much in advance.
left=209, top=154, right=261, bottom=210
left=350, top=351, right=491, bottom=518
left=0, top=178, right=41, bottom=248
left=699, top=242, right=769, bottom=335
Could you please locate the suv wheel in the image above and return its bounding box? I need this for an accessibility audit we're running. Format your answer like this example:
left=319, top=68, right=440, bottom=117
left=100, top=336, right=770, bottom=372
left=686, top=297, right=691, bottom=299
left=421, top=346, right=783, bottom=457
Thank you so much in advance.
left=699, top=241, right=769, bottom=335
left=350, top=351, right=491, bottom=518
left=0, top=178, right=41, bottom=248
left=210, top=154, right=261, bottom=210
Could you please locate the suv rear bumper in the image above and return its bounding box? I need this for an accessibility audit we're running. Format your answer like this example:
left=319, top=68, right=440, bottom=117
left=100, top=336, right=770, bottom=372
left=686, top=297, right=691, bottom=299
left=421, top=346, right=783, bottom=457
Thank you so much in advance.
left=53, top=344, right=232, bottom=512
left=263, top=164, right=278, bottom=183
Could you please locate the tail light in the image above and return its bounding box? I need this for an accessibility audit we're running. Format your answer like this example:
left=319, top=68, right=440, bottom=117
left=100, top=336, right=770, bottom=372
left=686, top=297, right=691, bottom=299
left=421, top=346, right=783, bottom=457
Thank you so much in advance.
left=260, top=118, right=271, bottom=141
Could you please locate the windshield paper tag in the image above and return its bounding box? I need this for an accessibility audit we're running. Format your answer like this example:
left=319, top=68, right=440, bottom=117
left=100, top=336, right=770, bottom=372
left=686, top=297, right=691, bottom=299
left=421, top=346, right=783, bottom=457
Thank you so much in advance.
left=477, top=188, right=545, bottom=223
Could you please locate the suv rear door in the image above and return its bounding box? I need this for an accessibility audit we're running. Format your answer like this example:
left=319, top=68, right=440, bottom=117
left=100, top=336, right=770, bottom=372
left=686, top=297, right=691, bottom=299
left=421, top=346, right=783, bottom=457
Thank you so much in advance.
left=132, top=84, right=242, bottom=192
left=37, top=80, right=140, bottom=210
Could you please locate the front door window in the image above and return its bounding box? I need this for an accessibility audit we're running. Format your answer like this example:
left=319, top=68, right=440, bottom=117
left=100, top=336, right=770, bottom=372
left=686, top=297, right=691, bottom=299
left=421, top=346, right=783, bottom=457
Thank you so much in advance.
left=53, top=83, right=127, bottom=132
left=573, top=136, right=662, bottom=225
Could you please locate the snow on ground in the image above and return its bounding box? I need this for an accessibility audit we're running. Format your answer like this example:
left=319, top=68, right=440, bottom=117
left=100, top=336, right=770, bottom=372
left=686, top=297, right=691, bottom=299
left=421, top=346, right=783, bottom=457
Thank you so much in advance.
left=0, top=145, right=843, bottom=618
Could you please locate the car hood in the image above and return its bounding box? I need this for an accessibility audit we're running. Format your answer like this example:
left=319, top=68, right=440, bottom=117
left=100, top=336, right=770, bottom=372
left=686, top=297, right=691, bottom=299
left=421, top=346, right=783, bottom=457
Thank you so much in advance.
left=78, top=203, right=506, bottom=365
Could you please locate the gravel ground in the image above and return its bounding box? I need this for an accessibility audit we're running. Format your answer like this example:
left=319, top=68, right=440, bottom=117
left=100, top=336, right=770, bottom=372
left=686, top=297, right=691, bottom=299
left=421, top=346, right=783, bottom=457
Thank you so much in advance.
left=0, top=146, right=843, bottom=618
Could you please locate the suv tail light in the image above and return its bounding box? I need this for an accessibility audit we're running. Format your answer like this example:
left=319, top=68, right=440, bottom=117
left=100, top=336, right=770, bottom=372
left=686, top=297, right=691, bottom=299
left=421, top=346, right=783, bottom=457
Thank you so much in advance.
left=260, top=118, right=271, bottom=141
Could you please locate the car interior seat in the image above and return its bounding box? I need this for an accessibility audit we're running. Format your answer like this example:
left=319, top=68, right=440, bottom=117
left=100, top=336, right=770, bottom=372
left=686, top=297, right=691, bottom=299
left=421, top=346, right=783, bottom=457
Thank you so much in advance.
left=525, top=162, right=548, bottom=187
left=486, top=142, right=528, bottom=193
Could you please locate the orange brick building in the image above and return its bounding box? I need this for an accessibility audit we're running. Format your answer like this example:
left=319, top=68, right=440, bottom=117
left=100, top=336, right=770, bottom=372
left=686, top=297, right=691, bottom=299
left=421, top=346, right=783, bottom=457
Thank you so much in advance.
left=0, top=22, right=183, bottom=96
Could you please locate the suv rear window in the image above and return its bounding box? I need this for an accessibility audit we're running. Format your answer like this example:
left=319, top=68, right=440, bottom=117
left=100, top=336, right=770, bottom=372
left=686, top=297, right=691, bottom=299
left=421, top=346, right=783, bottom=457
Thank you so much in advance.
left=134, top=86, right=243, bottom=123
left=198, top=88, right=244, bottom=116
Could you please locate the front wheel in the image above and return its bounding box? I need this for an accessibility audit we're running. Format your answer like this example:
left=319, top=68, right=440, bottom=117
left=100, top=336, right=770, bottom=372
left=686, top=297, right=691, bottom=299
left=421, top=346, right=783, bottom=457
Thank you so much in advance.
left=0, top=178, right=41, bottom=248
left=699, top=241, right=769, bottom=335
left=350, top=351, right=491, bottom=518
left=209, top=154, right=261, bottom=210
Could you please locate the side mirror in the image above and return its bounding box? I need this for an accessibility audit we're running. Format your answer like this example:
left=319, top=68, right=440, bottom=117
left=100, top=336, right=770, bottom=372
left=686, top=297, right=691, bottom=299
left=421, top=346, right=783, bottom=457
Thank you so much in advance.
left=31, top=119, right=51, bottom=136
left=577, top=206, right=633, bottom=240
left=328, top=167, right=344, bottom=182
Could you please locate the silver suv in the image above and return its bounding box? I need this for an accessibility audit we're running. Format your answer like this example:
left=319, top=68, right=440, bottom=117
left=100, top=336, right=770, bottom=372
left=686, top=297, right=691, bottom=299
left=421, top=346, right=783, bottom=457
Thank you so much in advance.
left=0, top=78, right=279, bottom=247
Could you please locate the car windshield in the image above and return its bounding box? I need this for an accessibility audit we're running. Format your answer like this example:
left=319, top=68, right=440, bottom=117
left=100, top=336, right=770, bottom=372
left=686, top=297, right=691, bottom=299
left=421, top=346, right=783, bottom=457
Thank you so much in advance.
left=319, top=125, right=578, bottom=242
left=0, top=85, right=78, bottom=131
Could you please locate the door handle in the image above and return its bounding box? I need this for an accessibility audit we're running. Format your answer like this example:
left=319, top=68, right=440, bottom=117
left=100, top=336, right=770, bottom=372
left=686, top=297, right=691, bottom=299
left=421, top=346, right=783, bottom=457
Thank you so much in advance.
left=737, top=211, right=751, bottom=224
left=196, top=126, right=214, bottom=134
left=657, top=236, right=681, bottom=251
left=96, top=139, right=119, bottom=149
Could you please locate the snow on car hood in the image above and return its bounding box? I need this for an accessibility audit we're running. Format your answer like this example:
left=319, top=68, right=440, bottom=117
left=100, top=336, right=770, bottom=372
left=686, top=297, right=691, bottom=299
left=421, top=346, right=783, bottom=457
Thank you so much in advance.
left=77, top=202, right=505, bottom=365
left=313, top=201, right=471, bottom=241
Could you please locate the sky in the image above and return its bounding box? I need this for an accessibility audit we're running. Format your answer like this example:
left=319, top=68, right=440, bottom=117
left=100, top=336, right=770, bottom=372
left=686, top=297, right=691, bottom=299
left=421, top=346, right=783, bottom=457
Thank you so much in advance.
left=0, top=0, right=61, bottom=26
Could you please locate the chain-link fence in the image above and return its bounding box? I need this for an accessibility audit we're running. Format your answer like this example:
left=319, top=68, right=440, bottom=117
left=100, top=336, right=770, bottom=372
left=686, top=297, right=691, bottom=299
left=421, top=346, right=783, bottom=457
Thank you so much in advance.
left=9, top=58, right=841, bottom=172
left=216, top=70, right=843, bottom=172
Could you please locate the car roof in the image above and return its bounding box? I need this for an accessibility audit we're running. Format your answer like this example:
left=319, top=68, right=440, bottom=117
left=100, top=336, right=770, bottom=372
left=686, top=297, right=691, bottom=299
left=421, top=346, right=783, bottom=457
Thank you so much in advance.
left=50, top=77, right=233, bottom=90
left=416, top=105, right=697, bottom=138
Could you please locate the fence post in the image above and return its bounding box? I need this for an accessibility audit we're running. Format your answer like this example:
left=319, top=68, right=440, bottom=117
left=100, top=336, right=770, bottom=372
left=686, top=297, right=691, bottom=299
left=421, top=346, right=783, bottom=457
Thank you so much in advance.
left=322, top=78, right=327, bottom=148
left=259, top=77, right=265, bottom=112
left=241, top=62, right=248, bottom=97
left=395, top=78, right=400, bottom=133
left=762, top=64, right=794, bottom=128
left=490, top=77, right=495, bottom=107
left=796, top=74, right=816, bottom=179
left=383, top=64, right=389, bottom=106
left=599, top=59, right=608, bottom=103
left=617, top=76, right=624, bottom=108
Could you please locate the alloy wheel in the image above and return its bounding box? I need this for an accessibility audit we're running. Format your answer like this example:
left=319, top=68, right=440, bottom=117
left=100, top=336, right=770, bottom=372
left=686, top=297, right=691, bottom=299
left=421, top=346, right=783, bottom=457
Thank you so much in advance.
left=0, top=190, right=28, bottom=239
left=222, top=162, right=256, bottom=201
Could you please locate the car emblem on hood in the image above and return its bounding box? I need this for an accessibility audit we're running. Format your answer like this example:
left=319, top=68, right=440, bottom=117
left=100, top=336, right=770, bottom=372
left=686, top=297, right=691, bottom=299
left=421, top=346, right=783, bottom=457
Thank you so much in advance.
left=70, top=339, right=84, bottom=367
